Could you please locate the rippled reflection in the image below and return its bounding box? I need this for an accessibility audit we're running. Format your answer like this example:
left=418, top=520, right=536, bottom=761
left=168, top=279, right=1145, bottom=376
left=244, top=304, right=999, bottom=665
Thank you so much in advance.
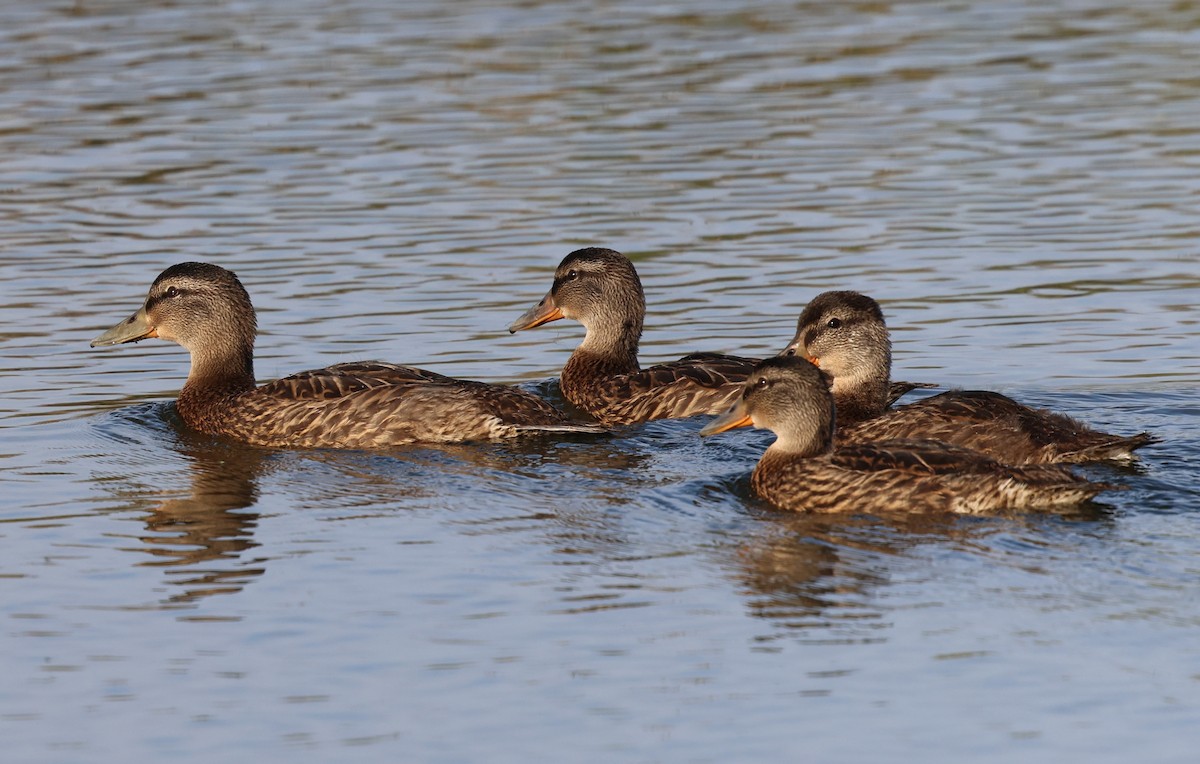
left=733, top=507, right=1115, bottom=645
left=90, top=410, right=270, bottom=607
left=135, top=439, right=266, bottom=605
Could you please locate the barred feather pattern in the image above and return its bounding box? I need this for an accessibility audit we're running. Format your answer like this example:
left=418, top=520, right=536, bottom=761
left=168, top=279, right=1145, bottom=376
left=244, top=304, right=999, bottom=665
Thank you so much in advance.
left=561, top=351, right=757, bottom=426
left=558, top=353, right=926, bottom=427
left=95, top=263, right=605, bottom=449
left=843, top=390, right=1156, bottom=465
left=751, top=439, right=1118, bottom=515
left=786, top=290, right=1153, bottom=463
left=178, top=362, right=605, bottom=449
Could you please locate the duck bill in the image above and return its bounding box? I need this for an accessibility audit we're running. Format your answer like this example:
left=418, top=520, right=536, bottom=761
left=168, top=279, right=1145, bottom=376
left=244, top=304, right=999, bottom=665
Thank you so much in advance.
left=779, top=339, right=799, bottom=357
left=700, top=400, right=754, bottom=436
left=508, top=292, right=564, bottom=333
left=90, top=307, right=158, bottom=347
left=778, top=339, right=819, bottom=368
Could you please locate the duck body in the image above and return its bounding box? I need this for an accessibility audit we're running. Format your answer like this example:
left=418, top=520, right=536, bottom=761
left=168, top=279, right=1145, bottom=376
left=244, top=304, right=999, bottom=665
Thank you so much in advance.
left=750, top=438, right=1111, bottom=515
left=702, top=356, right=1119, bottom=514
left=178, top=361, right=600, bottom=449
left=783, top=290, right=1153, bottom=464
left=509, top=247, right=755, bottom=426
left=560, top=350, right=756, bottom=426
left=841, top=389, right=1154, bottom=465
left=92, top=263, right=603, bottom=449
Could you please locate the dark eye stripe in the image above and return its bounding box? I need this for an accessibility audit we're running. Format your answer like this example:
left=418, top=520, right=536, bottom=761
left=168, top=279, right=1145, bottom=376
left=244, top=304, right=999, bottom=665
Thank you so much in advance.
left=145, top=285, right=185, bottom=311
left=553, top=270, right=583, bottom=290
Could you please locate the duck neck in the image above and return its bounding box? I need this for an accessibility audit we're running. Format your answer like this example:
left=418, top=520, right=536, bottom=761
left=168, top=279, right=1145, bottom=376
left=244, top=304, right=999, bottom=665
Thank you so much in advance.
left=831, top=378, right=890, bottom=424
left=179, top=342, right=257, bottom=408
left=763, top=418, right=834, bottom=462
left=561, top=315, right=642, bottom=402
left=831, top=332, right=893, bottom=423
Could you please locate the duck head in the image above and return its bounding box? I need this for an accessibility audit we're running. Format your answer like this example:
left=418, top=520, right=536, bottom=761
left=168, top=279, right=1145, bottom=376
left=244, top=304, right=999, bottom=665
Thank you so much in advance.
left=508, top=247, right=646, bottom=356
left=779, top=290, right=892, bottom=406
left=701, top=356, right=835, bottom=457
left=91, top=262, right=257, bottom=385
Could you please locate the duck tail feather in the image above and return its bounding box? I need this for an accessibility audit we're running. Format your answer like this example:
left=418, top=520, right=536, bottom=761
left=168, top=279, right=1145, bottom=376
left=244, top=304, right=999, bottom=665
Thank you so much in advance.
left=1064, top=432, right=1158, bottom=463
left=514, top=423, right=610, bottom=436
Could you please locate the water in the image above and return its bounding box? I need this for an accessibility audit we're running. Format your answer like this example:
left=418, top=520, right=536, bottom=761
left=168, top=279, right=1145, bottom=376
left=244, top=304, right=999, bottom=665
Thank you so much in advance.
left=1, top=0, right=1198, bottom=760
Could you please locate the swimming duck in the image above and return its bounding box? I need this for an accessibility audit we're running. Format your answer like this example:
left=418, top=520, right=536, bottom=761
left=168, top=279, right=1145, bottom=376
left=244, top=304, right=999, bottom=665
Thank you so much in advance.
left=701, top=356, right=1118, bottom=514
left=781, top=290, right=1154, bottom=464
left=507, top=247, right=759, bottom=425
left=91, top=262, right=605, bottom=449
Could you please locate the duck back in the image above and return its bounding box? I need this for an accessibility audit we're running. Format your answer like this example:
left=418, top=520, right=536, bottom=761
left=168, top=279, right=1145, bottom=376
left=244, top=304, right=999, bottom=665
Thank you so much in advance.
left=180, top=362, right=604, bottom=449
left=842, top=390, right=1155, bottom=464
left=751, top=437, right=1118, bottom=514
left=563, top=351, right=756, bottom=425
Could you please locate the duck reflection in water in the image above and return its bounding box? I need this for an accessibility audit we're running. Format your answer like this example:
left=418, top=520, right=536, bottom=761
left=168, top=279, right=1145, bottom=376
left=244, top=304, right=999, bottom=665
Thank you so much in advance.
left=96, top=393, right=656, bottom=608
left=731, top=507, right=1111, bottom=645
left=129, top=415, right=270, bottom=606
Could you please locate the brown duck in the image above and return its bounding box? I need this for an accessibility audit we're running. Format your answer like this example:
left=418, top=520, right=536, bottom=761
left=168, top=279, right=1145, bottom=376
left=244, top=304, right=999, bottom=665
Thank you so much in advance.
left=781, top=290, right=1154, bottom=464
left=508, top=248, right=931, bottom=425
left=91, top=262, right=604, bottom=449
left=701, top=356, right=1119, bottom=514
left=508, top=247, right=759, bottom=425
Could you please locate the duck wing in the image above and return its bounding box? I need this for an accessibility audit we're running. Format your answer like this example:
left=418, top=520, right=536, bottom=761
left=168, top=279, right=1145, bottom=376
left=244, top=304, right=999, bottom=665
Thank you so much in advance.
left=827, top=439, right=1118, bottom=511
left=259, top=362, right=454, bottom=400
left=832, top=436, right=1117, bottom=489
left=443, top=377, right=606, bottom=433
left=247, top=363, right=605, bottom=445
left=844, top=390, right=1154, bottom=464
left=587, top=353, right=757, bottom=424
left=831, top=438, right=1015, bottom=477
left=751, top=439, right=1116, bottom=515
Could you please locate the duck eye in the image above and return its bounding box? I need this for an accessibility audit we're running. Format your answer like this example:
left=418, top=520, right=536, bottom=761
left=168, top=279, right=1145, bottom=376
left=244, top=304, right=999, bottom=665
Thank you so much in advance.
left=566, top=269, right=579, bottom=281
left=756, top=376, right=770, bottom=388
left=165, top=286, right=180, bottom=298
left=826, top=317, right=842, bottom=329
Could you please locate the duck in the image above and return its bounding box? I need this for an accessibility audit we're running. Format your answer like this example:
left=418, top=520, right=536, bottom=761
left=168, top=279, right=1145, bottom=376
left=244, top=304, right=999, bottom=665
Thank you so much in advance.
left=507, top=247, right=760, bottom=425
left=700, top=356, right=1119, bottom=514
left=91, top=262, right=605, bottom=449
left=507, top=248, right=932, bottom=425
left=780, top=290, right=1154, bottom=464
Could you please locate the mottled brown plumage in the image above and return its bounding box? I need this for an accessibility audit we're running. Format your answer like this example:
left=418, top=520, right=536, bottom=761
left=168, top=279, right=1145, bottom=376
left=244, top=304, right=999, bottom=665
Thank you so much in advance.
left=701, top=357, right=1119, bottom=514
left=781, top=290, right=1154, bottom=464
left=91, top=263, right=604, bottom=449
left=508, top=248, right=757, bottom=425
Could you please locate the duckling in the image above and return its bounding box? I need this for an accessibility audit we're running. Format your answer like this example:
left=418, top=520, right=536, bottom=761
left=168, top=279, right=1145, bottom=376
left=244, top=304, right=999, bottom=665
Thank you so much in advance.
left=701, top=356, right=1119, bottom=514
left=508, top=247, right=760, bottom=425
left=781, top=290, right=1154, bottom=464
left=91, top=262, right=605, bottom=449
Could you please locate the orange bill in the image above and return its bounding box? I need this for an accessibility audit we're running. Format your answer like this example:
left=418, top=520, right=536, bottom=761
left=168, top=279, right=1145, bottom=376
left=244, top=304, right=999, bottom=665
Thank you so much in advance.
left=508, top=293, right=564, bottom=333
